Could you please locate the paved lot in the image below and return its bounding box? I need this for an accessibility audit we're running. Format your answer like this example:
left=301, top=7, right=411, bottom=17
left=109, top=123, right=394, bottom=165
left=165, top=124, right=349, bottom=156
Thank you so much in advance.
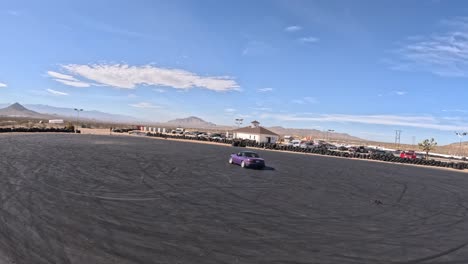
left=1, top=134, right=468, bottom=264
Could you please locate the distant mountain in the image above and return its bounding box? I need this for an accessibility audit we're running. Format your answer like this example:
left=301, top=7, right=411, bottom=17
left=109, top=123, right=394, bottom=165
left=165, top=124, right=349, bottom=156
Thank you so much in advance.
left=0, top=103, right=52, bottom=119
left=24, top=104, right=141, bottom=123
left=165, top=116, right=216, bottom=128
left=267, top=126, right=363, bottom=141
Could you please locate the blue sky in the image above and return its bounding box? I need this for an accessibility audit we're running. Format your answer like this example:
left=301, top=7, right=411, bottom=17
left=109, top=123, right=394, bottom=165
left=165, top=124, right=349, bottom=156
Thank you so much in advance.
left=2, top=0, right=468, bottom=144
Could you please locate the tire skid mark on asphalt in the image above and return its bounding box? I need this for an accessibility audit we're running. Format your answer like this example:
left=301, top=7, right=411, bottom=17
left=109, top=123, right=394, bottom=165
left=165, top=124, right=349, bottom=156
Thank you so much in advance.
left=0, top=137, right=70, bottom=264
left=3, top=134, right=468, bottom=263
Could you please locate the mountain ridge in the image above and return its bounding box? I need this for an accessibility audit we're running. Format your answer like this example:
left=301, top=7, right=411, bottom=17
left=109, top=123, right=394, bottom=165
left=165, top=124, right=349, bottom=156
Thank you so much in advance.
left=0, top=102, right=53, bottom=119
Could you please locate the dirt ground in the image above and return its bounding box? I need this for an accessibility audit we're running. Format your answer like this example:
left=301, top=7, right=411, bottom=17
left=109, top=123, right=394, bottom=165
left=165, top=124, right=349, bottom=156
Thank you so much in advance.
left=1, top=134, right=468, bottom=264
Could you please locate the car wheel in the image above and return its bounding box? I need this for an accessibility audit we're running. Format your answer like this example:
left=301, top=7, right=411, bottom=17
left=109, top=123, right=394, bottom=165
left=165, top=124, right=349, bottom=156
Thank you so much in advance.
left=241, top=161, right=246, bottom=168
left=229, top=158, right=233, bottom=164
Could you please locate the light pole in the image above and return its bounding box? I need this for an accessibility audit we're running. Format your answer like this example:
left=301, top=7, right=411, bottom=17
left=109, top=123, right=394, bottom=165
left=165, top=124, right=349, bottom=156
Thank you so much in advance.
left=455, top=131, right=467, bottom=156
left=74, top=108, right=83, bottom=132
left=326, top=129, right=334, bottom=142
left=235, top=118, right=243, bottom=128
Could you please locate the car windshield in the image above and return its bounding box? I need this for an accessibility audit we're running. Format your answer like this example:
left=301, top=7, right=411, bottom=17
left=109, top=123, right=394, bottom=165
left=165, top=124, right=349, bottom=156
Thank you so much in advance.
left=243, top=152, right=259, bottom=158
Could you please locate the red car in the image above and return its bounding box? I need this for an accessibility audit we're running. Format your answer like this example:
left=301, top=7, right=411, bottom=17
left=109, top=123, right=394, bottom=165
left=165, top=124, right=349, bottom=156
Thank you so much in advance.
left=400, top=150, right=417, bottom=159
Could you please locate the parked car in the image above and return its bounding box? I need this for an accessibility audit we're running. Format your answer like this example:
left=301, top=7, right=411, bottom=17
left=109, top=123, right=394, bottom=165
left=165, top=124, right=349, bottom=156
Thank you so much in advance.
left=400, top=150, right=417, bottom=159
left=291, top=140, right=302, bottom=147
left=210, top=133, right=224, bottom=140
left=326, top=144, right=338, bottom=151
left=184, top=132, right=199, bottom=138
left=300, top=141, right=315, bottom=149
left=229, top=151, right=265, bottom=169
left=338, top=146, right=348, bottom=151
left=370, top=149, right=392, bottom=156
left=197, top=132, right=209, bottom=138
left=350, top=146, right=368, bottom=153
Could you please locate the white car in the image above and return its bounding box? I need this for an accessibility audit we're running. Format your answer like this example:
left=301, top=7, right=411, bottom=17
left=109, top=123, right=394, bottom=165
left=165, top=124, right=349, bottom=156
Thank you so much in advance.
left=291, top=140, right=302, bottom=147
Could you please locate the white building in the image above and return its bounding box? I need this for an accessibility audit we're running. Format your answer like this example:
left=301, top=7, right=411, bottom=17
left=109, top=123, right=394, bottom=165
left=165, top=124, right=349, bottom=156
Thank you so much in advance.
left=48, top=119, right=64, bottom=124
left=232, top=121, right=279, bottom=143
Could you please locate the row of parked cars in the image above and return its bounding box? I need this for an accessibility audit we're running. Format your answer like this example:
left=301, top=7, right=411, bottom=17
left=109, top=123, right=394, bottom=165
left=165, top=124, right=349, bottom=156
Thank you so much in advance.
left=284, top=140, right=421, bottom=159
left=176, top=130, right=226, bottom=140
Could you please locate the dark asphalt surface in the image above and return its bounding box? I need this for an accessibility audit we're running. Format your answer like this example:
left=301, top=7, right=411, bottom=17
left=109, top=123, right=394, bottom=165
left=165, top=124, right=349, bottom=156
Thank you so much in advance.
left=1, top=134, right=468, bottom=264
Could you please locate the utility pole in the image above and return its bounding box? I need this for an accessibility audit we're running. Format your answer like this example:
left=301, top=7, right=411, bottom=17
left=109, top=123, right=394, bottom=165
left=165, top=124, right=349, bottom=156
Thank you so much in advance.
left=74, top=108, right=83, bottom=132
left=455, top=131, right=467, bottom=156
left=395, top=130, right=402, bottom=149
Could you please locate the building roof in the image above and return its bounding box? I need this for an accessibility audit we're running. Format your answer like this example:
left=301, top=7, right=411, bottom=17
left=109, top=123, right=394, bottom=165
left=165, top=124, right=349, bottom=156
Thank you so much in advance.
left=233, top=126, right=279, bottom=136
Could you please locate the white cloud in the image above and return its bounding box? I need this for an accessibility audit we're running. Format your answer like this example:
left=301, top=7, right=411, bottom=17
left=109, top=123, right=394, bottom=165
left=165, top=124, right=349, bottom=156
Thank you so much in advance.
left=442, top=109, right=468, bottom=113
left=258, top=87, right=273, bottom=92
left=53, top=64, right=239, bottom=91
left=46, top=88, right=68, bottom=96
left=0, top=82, right=7, bottom=88
left=127, top=93, right=137, bottom=98
left=292, top=96, right=319, bottom=104
left=392, top=17, right=468, bottom=76
left=299, top=37, right=319, bottom=43
left=47, top=70, right=92, bottom=87
left=129, top=102, right=161, bottom=109
left=262, top=113, right=468, bottom=131
left=153, top=88, right=166, bottom=93
left=54, top=78, right=91, bottom=87
left=224, top=108, right=236, bottom=113
left=47, top=71, right=77, bottom=81
left=251, top=107, right=272, bottom=111
left=395, top=91, right=407, bottom=96
left=285, top=25, right=302, bottom=32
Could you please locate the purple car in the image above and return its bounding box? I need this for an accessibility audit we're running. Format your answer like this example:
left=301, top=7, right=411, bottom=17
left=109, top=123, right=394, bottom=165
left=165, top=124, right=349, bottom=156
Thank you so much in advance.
left=229, top=151, right=265, bottom=169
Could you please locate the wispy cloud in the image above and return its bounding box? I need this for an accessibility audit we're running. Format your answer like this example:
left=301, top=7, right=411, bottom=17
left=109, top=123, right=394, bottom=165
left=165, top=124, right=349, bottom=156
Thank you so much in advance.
left=78, top=17, right=151, bottom=39
left=258, top=87, right=273, bottom=92
left=47, top=71, right=76, bottom=81
left=153, top=88, right=166, bottom=93
left=251, top=107, right=272, bottom=111
left=47, top=70, right=91, bottom=87
left=285, top=25, right=302, bottom=32
left=292, top=97, right=319, bottom=104
left=54, top=78, right=91, bottom=87
left=46, top=88, right=68, bottom=96
left=299, top=37, right=319, bottom=43
left=224, top=108, right=236, bottom=113
left=391, top=17, right=468, bottom=76
left=359, top=131, right=388, bottom=137
left=262, top=113, right=468, bottom=131
left=442, top=109, right=468, bottom=113
left=395, top=90, right=407, bottom=96
left=51, top=64, right=240, bottom=91
left=236, top=114, right=252, bottom=119
left=7, top=10, right=19, bottom=16
left=0, top=82, right=7, bottom=88
left=129, top=102, right=160, bottom=109
left=242, top=41, right=273, bottom=56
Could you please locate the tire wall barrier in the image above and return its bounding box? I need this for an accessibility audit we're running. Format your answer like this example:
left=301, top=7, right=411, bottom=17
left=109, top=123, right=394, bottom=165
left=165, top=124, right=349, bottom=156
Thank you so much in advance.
left=0, top=127, right=75, bottom=133
left=143, top=132, right=467, bottom=170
